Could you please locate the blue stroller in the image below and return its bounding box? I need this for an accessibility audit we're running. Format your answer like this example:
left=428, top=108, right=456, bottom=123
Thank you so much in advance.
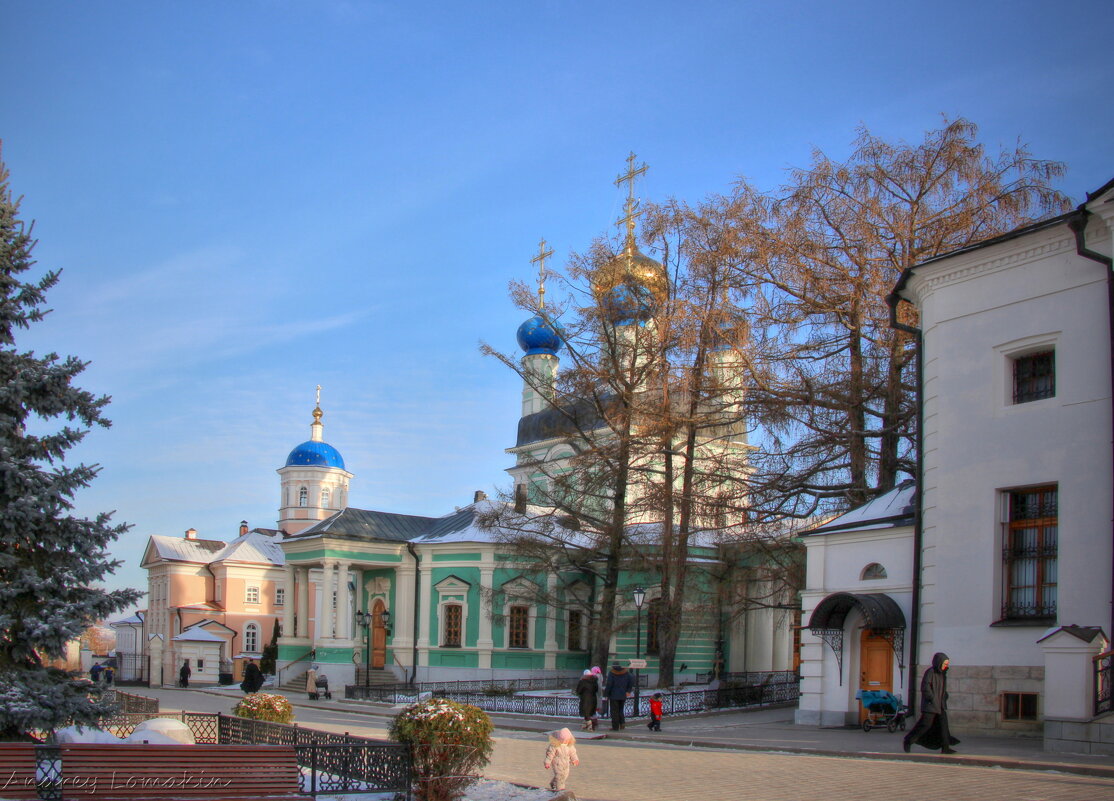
left=856, top=690, right=907, bottom=732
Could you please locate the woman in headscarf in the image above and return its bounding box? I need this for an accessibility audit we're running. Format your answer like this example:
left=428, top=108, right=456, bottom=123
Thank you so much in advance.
left=903, top=652, right=960, bottom=754
left=575, top=669, right=599, bottom=731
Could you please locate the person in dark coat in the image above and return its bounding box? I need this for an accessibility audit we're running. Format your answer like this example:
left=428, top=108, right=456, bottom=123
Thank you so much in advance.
left=575, top=669, right=599, bottom=731
left=603, top=663, right=634, bottom=731
left=903, top=652, right=960, bottom=753
left=179, top=660, right=191, bottom=688
left=241, top=659, right=264, bottom=693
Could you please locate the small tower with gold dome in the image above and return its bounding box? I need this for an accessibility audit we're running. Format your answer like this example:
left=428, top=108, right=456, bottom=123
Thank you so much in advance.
left=277, top=387, right=354, bottom=535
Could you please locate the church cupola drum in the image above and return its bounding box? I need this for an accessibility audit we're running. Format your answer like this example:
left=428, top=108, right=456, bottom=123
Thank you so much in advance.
left=277, top=387, right=354, bottom=535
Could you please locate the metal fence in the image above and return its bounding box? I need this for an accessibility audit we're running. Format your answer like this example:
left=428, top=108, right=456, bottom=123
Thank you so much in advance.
left=105, top=689, right=160, bottom=714
left=346, top=673, right=648, bottom=702
left=90, top=711, right=411, bottom=797
left=1095, top=649, right=1113, bottom=717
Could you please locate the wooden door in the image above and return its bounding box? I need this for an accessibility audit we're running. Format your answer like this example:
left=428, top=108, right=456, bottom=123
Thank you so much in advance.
left=371, top=599, right=387, bottom=669
left=858, top=630, right=893, bottom=722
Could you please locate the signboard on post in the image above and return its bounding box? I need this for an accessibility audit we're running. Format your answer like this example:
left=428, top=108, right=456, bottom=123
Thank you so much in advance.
left=628, top=658, right=647, bottom=669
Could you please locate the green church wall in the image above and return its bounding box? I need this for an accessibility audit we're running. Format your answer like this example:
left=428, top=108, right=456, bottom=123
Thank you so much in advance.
left=286, top=548, right=402, bottom=564
left=428, top=649, right=478, bottom=668
left=357, top=567, right=397, bottom=661
left=429, top=565, right=481, bottom=647
left=431, top=552, right=482, bottom=562
left=313, top=645, right=355, bottom=665
left=492, top=651, right=545, bottom=670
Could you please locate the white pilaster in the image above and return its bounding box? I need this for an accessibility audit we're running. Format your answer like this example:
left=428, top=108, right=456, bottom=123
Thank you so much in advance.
left=417, top=559, right=432, bottom=656
left=393, top=563, right=416, bottom=664
left=321, top=560, right=335, bottom=639
left=478, top=564, right=495, bottom=669
left=282, top=565, right=296, bottom=636
left=337, top=561, right=351, bottom=641
left=296, top=567, right=309, bottom=639
left=544, top=572, right=558, bottom=669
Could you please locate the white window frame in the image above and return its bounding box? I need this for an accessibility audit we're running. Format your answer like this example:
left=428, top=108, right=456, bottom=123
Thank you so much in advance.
left=245, top=585, right=260, bottom=604
left=321, top=487, right=330, bottom=507
left=995, top=333, right=1059, bottom=409
left=275, top=587, right=285, bottom=606
left=244, top=621, right=261, bottom=654
left=298, top=486, right=308, bottom=507
left=434, top=576, right=471, bottom=648
left=500, top=577, right=539, bottom=650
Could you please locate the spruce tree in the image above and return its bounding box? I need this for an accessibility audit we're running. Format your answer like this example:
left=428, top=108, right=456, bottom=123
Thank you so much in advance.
left=0, top=156, right=142, bottom=740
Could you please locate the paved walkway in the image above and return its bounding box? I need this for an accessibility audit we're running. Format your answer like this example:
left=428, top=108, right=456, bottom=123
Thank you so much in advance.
left=146, top=687, right=1114, bottom=801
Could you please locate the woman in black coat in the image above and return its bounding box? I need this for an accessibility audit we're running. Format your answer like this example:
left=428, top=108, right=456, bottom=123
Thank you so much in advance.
left=903, top=652, right=960, bottom=753
left=575, top=669, right=599, bottom=731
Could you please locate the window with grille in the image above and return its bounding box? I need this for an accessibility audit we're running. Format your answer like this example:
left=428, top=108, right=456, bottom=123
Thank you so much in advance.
left=245, top=586, right=260, bottom=604
left=275, top=587, right=285, bottom=606
left=442, top=604, right=462, bottom=647
left=1001, top=692, right=1039, bottom=720
left=298, top=487, right=308, bottom=507
left=509, top=605, right=530, bottom=649
left=568, top=610, right=584, bottom=651
left=1013, top=351, right=1055, bottom=404
left=645, top=598, right=661, bottom=655
left=321, top=487, right=330, bottom=507
left=244, top=622, right=259, bottom=653
left=1002, top=485, right=1057, bottom=620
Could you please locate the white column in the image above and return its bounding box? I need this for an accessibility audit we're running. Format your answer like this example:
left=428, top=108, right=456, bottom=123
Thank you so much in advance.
left=477, top=564, right=494, bottom=669
left=393, top=563, right=416, bottom=663
left=282, top=565, right=296, bottom=636
left=417, top=560, right=432, bottom=653
left=321, top=560, right=335, bottom=639
left=544, top=572, right=559, bottom=669
left=296, top=567, right=309, bottom=639
left=337, top=561, right=351, bottom=641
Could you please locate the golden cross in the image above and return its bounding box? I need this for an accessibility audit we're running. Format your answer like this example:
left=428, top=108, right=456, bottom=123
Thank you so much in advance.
left=529, top=238, right=554, bottom=308
left=614, top=152, right=648, bottom=244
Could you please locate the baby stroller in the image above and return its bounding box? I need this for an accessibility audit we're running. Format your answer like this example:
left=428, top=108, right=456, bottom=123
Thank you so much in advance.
left=856, top=689, right=907, bottom=732
left=315, top=675, right=332, bottom=700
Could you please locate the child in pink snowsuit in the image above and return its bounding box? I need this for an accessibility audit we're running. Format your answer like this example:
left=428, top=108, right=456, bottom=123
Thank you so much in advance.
left=543, top=727, right=579, bottom=791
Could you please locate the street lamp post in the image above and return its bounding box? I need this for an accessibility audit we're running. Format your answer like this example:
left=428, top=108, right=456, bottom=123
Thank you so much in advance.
left=356, top=609, right=392, bottom=693
left=633, top=586, right=646, bottom=717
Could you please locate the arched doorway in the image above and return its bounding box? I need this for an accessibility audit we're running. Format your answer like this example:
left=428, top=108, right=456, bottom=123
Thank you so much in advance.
left=371, top=598, right=387, bottom=669
left=858, top=629, right=894, bottom=722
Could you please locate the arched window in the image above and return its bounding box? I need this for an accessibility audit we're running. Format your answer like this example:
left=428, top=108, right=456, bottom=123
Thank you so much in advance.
left=298, top=487, right=308, bottom=507
left=861, top=563, right=888, bottom=580
left=321, top=487, right=330, bottom=507
left=244, top=622, right=260, bottom=653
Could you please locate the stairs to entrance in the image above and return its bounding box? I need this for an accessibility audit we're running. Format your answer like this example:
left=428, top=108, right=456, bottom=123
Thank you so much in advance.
left=277, top=667, right=399, bottom=696
left=355, top=667, right=402, bottom=688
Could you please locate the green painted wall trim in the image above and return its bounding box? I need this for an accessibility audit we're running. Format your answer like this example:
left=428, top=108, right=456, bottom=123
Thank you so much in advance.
left=492, top=652, right=545, bottom=670
left=431, top=552, right=482, bottom=562
left=428, top=649, right=479, bottom=668
left=312, top=646, right=355, bottom=664
left=286, top=549, right=402, bottom=563
left=277, top=644, right=315, bottom=661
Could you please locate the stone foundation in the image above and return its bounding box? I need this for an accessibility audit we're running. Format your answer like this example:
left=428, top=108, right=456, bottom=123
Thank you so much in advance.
left=1044, top=716, right=1114, bottom=756
left=923, top=663, right=1044, bottom=737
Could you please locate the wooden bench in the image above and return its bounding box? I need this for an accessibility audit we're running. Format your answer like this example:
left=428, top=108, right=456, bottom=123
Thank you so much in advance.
left=56, top=743, right=311, bottom=800
left=0, top=743, right=40, bottom=799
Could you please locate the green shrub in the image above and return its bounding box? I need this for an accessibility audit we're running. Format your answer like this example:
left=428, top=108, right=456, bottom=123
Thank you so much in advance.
left=232, top=692, right=294, bottom=724
left=481, top=683, right=515, bottom=697
left=389, top=697, right=494, bottom=801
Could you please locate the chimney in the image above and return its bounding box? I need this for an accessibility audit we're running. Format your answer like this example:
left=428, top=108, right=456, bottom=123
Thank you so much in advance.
left=473, top=490, right=487, bottom=503
left=514, top=483, right=527, bottom=513
left=239, top=520, right=249, bottom=536
left=184, top=528, right=197, bottom=540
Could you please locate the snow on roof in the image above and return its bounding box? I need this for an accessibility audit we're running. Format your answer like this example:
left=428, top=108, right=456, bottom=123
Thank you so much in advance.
left=148, top=534, right=225, bottom=563
left=172, top=625, right=227, bottom=643
left=805, top=481, right=916, bottom=536
left=109, top=612, right=144, bottom=627
left=212, top=530, right=285, bottom=566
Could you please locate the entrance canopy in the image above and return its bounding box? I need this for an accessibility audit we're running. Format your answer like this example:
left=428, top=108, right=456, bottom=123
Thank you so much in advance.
left=807, top=592, right=906, bottom=684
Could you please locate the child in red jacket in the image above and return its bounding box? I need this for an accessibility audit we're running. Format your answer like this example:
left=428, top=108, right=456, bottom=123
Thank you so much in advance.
left=648, top=693, right=664, bottom=731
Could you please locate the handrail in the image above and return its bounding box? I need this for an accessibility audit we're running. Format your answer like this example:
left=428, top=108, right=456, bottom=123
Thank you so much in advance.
left=277, top=648, right=316, bottom=687
left=1094, top=648, right=1113, bottom=717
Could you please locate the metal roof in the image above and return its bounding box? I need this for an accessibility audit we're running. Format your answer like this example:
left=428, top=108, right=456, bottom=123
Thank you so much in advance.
left=147, top=535, right=226, bottom=563
left=804, top=481, right=916, bottom=536
left=212, top=530, right=285, bottom=566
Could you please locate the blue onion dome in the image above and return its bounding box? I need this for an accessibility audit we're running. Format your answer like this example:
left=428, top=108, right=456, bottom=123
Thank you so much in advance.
left=592, top=243, right=668, bottom=324
left=285, top=440, right=345, bottom=469
left=517, top=314, right=563, bottom=355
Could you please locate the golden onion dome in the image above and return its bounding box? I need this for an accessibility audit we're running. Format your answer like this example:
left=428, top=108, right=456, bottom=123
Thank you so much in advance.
left=591, top=242, right=669, bottom=309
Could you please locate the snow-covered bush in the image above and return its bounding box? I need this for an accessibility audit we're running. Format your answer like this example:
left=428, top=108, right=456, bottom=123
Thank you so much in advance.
left=232, top=692, right=294, bottom=724
left=389, top=697, right=494, bottom=801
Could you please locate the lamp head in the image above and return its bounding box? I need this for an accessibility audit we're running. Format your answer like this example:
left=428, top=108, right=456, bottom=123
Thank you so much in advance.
left=633, top=586, right=646, bottom=609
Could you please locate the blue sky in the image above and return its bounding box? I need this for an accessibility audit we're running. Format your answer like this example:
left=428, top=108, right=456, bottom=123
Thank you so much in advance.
left=2, top=0, right=1111, bottom=604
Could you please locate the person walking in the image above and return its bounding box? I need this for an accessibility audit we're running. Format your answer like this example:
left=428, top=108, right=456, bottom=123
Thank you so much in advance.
left=575, top=669, right=599, bottom=731
left=241, top=659, right=264, bottom=693
left=647, top=692, right=664, bottom=731
left=591, top=665, right=606, bottom=721
left=603, top=663, right=633, bottom=730
left=543, top=728, right=580, bottom=792
left=903, top=652, right=960, bottom=754
left=178, top=660, right=191, bottom=688
left=305, top=665, right=319, bottom=700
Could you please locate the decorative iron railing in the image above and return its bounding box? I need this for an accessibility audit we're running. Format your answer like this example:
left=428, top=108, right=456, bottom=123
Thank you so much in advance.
left=693, top=670, right=798, bottom=686
left=347, top=671, right=799, bottom=719
left=346, top=673, right=647, bottom=702
left=108, top=689, right=160, bottom=714
left=1095, top=649, right=1113, bottom=717
left=89, top=712, right=410, bottom=797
